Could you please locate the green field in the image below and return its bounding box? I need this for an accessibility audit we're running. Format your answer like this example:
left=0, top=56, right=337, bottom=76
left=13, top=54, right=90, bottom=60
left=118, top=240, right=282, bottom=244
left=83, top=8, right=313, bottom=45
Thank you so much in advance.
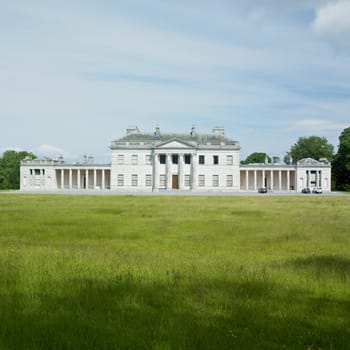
left=0, top=194, right=349, bottom=349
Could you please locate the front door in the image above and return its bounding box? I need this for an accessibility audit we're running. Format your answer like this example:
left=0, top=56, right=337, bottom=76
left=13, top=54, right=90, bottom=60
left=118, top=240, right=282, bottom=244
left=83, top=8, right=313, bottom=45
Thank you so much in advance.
left=172, top=175, right=179, bottom=189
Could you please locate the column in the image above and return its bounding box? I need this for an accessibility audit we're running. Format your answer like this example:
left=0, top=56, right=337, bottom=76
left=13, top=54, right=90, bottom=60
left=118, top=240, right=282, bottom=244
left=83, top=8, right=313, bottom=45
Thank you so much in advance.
left=287, top=170, right=290, bottom=191
left=245, top=170, right=249, bottom=190
left=191, top=154, right=196, bottom=191
left=254, top=170, right=257, bottom=190
left=93, top=169, right=97, bottom=190
left=69, top=169, right=72, bottom=189
left=85, top=169, right=89, bottom=189
left=166, top=153, right=171, bottom=190
left=61, top=169, right=64, bottom=189
left=77, top=169, right=81, bottom=189
left=179, top=154, right=184, bottom=190
left=270, top=170, right=274, bottom=191
left=262, top=170, right=265, bottom=188
left=153, top=153, right=158, bottom=191
left=278, top=170, right=282, bottom=191
left=102, top=169, right=105, bottom=190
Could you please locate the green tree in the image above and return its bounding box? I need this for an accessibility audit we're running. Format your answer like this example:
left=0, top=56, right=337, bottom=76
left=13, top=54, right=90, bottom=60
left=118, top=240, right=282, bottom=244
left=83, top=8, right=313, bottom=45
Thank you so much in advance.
left=286, top=136, right=334, bottom=164
left=0, top=150, right=36, bottom=190
left=241, top=152, right=271, bottom=164
left=333, top=127, right=350, bottom=191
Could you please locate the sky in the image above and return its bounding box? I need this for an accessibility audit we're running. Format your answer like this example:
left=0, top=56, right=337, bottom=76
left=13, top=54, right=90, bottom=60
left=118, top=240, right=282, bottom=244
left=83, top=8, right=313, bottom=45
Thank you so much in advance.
left=1, top=0, right=350, bottom=163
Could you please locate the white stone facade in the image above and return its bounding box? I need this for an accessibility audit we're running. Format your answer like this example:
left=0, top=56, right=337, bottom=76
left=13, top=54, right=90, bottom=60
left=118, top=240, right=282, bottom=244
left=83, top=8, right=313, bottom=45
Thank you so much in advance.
left=20, top=126, right=332, bottom=193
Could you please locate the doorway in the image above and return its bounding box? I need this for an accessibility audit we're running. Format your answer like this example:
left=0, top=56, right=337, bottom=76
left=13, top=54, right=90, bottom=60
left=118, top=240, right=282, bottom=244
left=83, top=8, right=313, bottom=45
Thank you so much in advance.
left=172, top=175, right=179, bottom=189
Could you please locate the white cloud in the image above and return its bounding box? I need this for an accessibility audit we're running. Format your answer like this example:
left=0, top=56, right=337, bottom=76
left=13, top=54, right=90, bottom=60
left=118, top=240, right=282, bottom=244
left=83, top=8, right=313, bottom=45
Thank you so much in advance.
left=294, top=119, right=347, bottom=131
left=312, top=1, right=350, bottom=46
left=36, top=144, right=67, bottom=158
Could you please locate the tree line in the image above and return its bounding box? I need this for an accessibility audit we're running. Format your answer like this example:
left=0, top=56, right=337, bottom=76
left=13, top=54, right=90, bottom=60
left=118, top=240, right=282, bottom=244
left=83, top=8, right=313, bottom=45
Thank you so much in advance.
left=1, top=127, right=349, bottom=191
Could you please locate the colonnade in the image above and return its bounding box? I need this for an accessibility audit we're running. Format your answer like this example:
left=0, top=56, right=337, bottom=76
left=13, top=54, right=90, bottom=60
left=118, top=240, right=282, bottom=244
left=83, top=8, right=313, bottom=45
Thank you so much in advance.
left=56, top=168, right=111, bottom=190
left=240, top=168, right=296, bottom=191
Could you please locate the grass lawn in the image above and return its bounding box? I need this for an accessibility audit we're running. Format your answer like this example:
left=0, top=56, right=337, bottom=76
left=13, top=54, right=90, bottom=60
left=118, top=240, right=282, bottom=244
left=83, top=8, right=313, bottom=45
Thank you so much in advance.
left=0, top=194, right=349, bottom=349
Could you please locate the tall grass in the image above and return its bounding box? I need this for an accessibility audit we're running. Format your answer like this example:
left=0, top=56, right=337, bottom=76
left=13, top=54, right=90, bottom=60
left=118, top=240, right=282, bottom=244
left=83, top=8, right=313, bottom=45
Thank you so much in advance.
left=0, top=194, right=349, bottom=349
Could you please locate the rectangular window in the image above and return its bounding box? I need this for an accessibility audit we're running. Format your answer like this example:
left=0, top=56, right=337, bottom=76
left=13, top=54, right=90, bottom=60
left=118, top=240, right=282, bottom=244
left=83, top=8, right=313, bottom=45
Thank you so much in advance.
left=184, top=154, right=191, bottom=164
left=34, top=169, right=41, bottom=175
left=131, top=155, right=138, bottom=165
left=117, top=154, right=124, bottom=165
left=30, top=169, right=33, bottom=175
left=198, top=174, right=205, bottom=187
left=145, top=174, right=152, bottom=187
left=172, top=154, right=178, bottom=164
left=213, top=155, right=219, bottom=165
left=159, top=154, right=166, bottom=164
left=160, top=174, right=166, bottom=187
left=117, top=174, right=124, bottom=186
left=146, top=154, right=152, bottom=165
left=199, top=155, right=205, bottom=165
left=132, top=174, right=138, bottom=186
left=212, top=175, right=219, bottom=187
left=227, top=155, right=233, bottom=165
left=226, top=175, right=233, bottom=187
left=184, top=174, right=191, bottom=187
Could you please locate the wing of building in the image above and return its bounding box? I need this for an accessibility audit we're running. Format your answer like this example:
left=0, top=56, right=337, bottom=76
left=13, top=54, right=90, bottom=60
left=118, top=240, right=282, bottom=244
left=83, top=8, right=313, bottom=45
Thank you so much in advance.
left=20, top=126, right=331, bottom=193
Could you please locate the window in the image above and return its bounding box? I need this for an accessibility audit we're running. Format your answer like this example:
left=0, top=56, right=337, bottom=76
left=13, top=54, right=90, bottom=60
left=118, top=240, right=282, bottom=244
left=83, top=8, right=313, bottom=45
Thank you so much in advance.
left=184, top=174, right=191, bottom=187
left=185, top=154, right=191, bottom=164
left=199, top=155, right=205, bottom=165
left=172, top=154, right=178, bottom=164
left=117, top=174, right=124, bottom=186
left=30, top=169, right=33, bottom=175
left=212, top=175, right=219, bottom=187
left=160, top=174, right=166, bottom=187
left=117, top=154, right=124, bottom=165
left=132, top=155, right=138, bottom=165
left=226, top=175, right=233, bottom=187
left=132, top=174, right=138, bottom=186
left=145, top=174, right=152, bottom=187
left=146, top=154, right=152, bottom=165
left=198, top=175, right=205, bottom=187
left=213, top=155, right=219, bottom=165
left=34, top=169, right=41, bottom=175
left=159, top=154, right=166, bottom=164
left=226, top=155, right=233, bottom=165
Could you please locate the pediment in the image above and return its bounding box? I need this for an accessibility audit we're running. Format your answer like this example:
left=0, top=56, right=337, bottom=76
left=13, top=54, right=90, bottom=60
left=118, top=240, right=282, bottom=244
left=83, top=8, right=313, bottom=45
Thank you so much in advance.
left=156, top=138, right=195, bottom=149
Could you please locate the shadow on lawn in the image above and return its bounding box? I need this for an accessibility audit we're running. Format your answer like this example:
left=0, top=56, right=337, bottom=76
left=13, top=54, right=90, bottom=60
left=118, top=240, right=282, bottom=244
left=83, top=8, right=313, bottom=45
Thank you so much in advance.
left=0, top=274, right=349, bottom=350
left=287, top=254, right=350, bottom=279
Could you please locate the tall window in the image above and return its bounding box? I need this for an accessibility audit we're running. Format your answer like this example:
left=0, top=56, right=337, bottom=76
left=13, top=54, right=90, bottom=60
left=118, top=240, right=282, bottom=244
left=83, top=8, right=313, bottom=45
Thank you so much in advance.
left=184, top=174, right=191, bottom=187
left=226, top=155, right=233, bottom=165
left=212, top=175, right=219, bottom=187
left=199, top=155, right=205, bottom=165
left=185, top=154, right=191, bottom=164
left=226, top=175, right=233, bottom=187
left=117, top=154, right=124, bottom=165
left=132, top=155, right=138, bottom=165
left=117, top=174, right=124, bottom=186
left=145, top=154, right=152, bottom=165
left=159, top=154, right=166, bottom=164
left=160, top=174, right=166, bottom=187
left=131, top=174, right=138, bottom=186
left=145, top=174, right=152, bottom=187
left=172, top=154, right=178, bottom=164
left=213, top=155, right=219, bottom=165
left=198, top=174, right=205, bottom=187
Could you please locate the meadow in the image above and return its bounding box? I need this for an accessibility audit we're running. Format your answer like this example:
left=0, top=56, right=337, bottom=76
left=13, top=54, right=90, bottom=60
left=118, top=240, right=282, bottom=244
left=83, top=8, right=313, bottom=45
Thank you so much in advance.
left=0, top=194, right=349, bottom=349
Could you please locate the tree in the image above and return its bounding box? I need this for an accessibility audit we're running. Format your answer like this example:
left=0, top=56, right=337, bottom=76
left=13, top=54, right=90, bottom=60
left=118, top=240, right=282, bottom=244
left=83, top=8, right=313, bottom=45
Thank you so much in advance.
left=0, top=150, right=36, bottom=190
left=241, top=152, right=271, bottom=164
left=333, top=127, right=350, bottom=191
left=286, top=136, right=334, bottom=164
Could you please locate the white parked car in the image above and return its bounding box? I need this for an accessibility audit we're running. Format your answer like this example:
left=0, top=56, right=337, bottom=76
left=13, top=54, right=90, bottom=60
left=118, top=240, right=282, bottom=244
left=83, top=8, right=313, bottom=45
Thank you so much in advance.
left=312, top=187, right=323, bottom=194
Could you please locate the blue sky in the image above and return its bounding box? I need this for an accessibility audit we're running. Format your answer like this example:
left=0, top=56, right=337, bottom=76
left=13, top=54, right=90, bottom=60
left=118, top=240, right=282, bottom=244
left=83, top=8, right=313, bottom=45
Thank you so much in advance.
left=1, top=0, right=349, bottom=162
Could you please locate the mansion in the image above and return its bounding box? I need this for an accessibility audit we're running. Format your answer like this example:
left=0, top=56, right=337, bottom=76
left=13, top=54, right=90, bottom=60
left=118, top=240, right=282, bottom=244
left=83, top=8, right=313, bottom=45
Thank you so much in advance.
left=20, top=126, right=332, bottom=193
